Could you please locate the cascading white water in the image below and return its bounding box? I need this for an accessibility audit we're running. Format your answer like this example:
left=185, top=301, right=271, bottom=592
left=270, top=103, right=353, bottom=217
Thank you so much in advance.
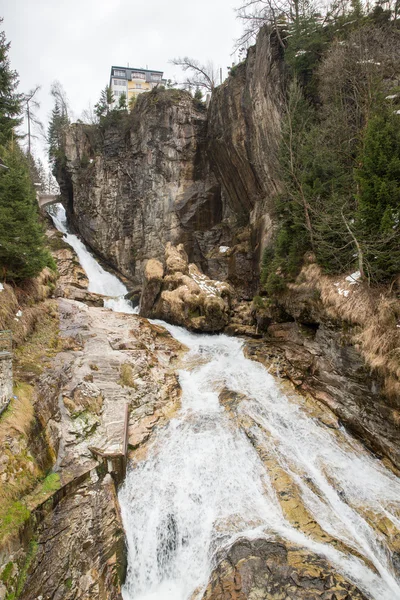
left=119, top=323, right=400, bottom=600
left=50, top=204, right=137, bottom=314
left=51, top=204, right=400, bottom=600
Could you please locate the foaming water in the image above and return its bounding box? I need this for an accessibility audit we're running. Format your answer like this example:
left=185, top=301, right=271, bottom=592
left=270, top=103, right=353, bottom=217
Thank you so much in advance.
left=49, top=206, right=400, bottom=599
left=120, top=323, right=400, bottom=600
left=50, top=204, right=138, bottom=314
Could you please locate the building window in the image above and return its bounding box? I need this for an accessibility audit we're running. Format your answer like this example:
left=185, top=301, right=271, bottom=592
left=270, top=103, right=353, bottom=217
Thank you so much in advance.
left=151, top=73, right=161, bottom=81
left=113, top=79, right=125, bottom=86
left=131, top=72, right=146, bottom=80
left=114, top=69, right=126, bottom=77
left=135, top=83, right=142, bottom=89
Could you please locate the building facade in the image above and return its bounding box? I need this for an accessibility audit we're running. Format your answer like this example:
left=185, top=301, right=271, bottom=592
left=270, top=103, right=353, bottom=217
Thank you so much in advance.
left=109, top=66, right=166, bottom=107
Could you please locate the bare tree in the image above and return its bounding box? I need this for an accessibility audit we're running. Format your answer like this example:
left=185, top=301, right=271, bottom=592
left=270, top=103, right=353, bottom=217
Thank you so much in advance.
left=81, top=102, right=99, bottom=125
left=170, top=57, right=219, bottom=92
left=234, top=0, right=329, bottom=52
left=23, top=86, right=44, bottom=156
left=50, top=80, right=70, bottom=120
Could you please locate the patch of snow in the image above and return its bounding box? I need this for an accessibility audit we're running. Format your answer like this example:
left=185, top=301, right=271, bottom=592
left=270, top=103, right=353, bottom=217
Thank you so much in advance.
left=295, top=50, right=307, bottom=57
left=338, top=288, right=350, bottom=298
left=386, top=94, right=398, bottom=100
left=394, top=110, right=400, bottom=115
left=346, top=271, right=361, bottom=285
left=357, top=59, right=381, bottom=66
left=0, top=283, right=3, bottom=292
left=16, top=309, right=22, bottom=317
left=219, top=246, right=229, bottom=254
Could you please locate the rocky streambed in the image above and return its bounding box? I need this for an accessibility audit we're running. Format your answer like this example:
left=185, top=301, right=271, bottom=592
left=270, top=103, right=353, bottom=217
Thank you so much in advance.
left=1, top=210, right=400, bottom=600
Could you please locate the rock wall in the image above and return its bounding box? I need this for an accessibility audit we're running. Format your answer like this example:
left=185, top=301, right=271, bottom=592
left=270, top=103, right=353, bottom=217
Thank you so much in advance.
left=60, top=90, right=223, bottom=289
left=57, top=27, right=284, bottom=299
left=0, top=353, right=12, bottom=411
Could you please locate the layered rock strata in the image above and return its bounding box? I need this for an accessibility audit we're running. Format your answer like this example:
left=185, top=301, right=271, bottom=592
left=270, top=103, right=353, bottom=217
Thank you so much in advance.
left=202, top=538, right=367, bottom=600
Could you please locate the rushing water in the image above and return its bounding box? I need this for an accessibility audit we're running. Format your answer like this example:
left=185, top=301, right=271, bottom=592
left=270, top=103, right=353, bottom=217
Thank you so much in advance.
left=51, top=204, right=137, bottom=313
left=51, top=203, right=400, bottom=600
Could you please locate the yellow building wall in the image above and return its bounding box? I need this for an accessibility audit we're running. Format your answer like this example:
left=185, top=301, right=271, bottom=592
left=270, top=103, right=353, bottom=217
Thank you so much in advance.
left=127, top=79, right=151, bottom=99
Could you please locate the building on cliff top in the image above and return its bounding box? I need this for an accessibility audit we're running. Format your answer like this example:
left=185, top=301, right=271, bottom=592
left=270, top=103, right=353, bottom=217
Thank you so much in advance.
left=109, top=66, right=166, bottom=107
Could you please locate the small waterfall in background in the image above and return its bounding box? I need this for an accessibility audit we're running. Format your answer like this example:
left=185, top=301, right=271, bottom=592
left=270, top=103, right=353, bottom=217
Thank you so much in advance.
left=50, top=203, right=400, bottom=600
left=50, top=204, right=137, bottom=313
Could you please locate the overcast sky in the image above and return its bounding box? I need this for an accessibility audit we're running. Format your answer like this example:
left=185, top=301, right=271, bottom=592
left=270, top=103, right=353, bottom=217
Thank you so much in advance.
left=1, top=0, right=244, bottom=164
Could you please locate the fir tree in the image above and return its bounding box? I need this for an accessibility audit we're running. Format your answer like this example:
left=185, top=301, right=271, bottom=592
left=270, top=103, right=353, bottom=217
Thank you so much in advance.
left=118, top=92, right=127, bottom=110
left=355, top=110, right=400, bottom=281
left=0, top=143, right=52, bottom=281
left=94, top=86, right=115, bottom=118
left=0, top=19, right=22, bottom=146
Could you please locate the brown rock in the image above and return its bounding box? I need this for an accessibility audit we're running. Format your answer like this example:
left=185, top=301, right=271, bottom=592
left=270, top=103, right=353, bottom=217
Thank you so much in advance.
left=202, top=538, right=368, bottom=600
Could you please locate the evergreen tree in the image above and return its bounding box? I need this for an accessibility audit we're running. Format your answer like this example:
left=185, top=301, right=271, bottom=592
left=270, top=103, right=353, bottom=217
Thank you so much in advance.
left=355, top=110, right=400, bottom=281
left=48, top=100, right=69, bottom=171
left=94, top=86, right=114, bottom=118
left=0, top=19, right=22, bottom=146
left=118, top=92, right=127, bottom=110
left=0, top=143, right=52, bottom=281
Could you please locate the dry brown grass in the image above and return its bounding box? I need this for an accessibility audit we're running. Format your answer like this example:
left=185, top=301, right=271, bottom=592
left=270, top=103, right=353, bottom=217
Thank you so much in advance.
left=0, top=383, right=35, bottom=441
left=288, top=264, right=400, bottom=400
left=0, top=268, right=58, bottom=347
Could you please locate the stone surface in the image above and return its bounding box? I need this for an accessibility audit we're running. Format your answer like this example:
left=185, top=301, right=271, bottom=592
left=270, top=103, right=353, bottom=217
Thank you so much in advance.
left=0, top=353, right=12, bottom=411
left=202, top=538, right=367, bottom=600
left=58, top=90, right=222, bottom=288
left=56, top=28, right=286, bottom=299
left=140, top=243, right=233, bottom=332
left=19, top=472, right=125, bottom=600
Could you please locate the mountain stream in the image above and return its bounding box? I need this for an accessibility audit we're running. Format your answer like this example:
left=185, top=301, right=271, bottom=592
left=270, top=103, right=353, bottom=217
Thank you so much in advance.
left=51, top=204, right=400, bottom=600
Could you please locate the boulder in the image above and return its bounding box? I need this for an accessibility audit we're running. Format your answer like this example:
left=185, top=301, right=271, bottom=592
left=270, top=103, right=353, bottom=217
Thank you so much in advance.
left=140, top=245, right=233, bottom=332
left=202, top=537, right=367, bottom=600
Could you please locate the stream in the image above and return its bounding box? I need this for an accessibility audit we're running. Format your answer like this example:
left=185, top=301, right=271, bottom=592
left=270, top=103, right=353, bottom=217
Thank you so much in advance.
left=51, top=204, right=400, bottom=600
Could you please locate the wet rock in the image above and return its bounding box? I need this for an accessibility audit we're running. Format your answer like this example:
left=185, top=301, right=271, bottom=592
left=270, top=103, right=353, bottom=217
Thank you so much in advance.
left=202, top=537, right=368, bottom=600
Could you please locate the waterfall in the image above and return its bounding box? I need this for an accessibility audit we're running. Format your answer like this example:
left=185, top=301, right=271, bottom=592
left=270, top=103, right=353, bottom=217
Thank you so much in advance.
left=50, top=204, right=137, bottom=313
left=51, top=204, right=400, bottom=600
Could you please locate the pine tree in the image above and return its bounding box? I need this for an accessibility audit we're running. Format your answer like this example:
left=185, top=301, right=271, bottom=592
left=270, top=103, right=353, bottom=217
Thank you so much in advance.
left=118, top=92, right=127, bottom=110
left=0, top=19, right=22, bottom=146
left=355, top=110, right=400, bottom=281
left=48, top=100, right=69, bottom=171
left=0, top=143, right=52, bottom=281
left=94, top=86, right=115, bottom=118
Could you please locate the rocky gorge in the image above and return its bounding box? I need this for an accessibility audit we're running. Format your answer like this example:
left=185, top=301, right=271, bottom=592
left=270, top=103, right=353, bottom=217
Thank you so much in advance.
left=1, top=22, right=399, bottom=600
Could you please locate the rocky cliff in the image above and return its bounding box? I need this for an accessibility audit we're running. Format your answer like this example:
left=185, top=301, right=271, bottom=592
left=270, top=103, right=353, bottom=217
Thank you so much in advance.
left=57, top=28, right=285, bottom=299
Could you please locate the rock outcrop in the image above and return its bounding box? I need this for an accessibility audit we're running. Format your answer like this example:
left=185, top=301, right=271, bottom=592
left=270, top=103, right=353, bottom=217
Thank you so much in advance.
left=58, top=90, right=223, bottom=288
left=202, top=538, right=367, bottom=600
left=56, top=27, right=285, bottom=300
left=140, top=243, right=233, bottom=331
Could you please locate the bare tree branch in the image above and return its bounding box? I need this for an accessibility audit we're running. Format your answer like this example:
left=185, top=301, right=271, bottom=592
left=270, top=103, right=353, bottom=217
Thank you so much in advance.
left=170, top=57, right=219, bottom=92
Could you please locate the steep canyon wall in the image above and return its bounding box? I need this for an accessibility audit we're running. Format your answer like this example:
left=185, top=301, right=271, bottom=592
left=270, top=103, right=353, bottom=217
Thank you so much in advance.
left=58, top=27, right=284, bottom=298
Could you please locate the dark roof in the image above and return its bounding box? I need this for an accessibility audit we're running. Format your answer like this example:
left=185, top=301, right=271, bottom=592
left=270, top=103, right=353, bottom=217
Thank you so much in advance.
left=110, top=66, right=163, bottom=74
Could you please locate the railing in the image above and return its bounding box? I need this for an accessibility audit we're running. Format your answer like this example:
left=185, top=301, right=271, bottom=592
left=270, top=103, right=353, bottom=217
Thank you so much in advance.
left=0, top=330, right=12, bottom=355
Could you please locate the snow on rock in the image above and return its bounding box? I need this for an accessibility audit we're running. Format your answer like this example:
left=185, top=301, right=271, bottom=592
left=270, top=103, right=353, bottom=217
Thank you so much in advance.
left=219, top=246, right=230, bottom=254
left=345, top=271, right=361, bottom=285
left=0, top=283, right=3, bottom=292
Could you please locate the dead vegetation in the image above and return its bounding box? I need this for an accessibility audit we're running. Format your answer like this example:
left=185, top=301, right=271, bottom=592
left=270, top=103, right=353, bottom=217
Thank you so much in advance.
left=287, top=263, right=400, bottom=400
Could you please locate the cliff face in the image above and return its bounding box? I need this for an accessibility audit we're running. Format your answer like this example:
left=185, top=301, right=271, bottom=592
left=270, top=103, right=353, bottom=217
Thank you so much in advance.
left=61, top=91, right=223, bottom=289
left=58, top=27, right=284, bottom=298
